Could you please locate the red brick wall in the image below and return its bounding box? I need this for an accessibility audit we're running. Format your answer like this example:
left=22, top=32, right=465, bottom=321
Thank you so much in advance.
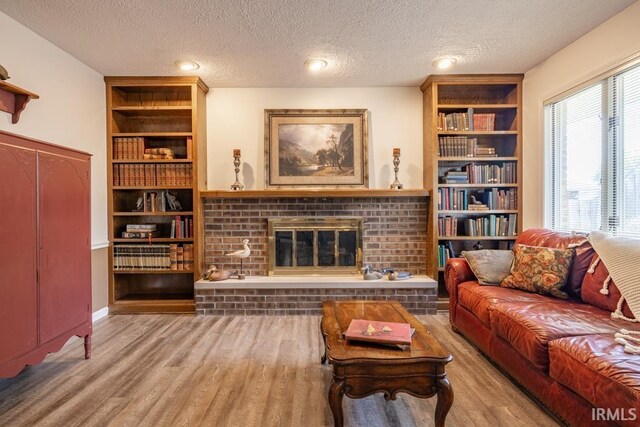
left=203, top=197, right=428, bottom=276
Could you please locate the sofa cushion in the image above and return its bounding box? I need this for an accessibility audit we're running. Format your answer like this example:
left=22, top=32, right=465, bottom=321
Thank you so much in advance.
left=462, top=249, right=513, bottom=285
left=549, top=334, right=640, bottom=414
left=500, top=244, right=574, bottom=299
left=582, top=252, right=634, bottom=318
left=516, top=228, right=594, bottom=298
left=458, top=281, right=562, bottom=326
left=490, top=302, right=622, bottom=371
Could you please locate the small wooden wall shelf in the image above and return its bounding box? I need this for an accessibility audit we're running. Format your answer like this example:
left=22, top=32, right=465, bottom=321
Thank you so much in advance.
left=0, top=82, right=39, bottom=124
left=200, top=189, right=430, bottom=199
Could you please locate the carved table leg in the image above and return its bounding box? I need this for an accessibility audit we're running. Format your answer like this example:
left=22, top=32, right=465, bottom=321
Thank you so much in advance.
left=435, top=377, right=453, bottom=427
left=328, top=379, right=345, bottom=427
left=84, top=334, right=92, bottom=359
left=320, top=319, right=327, bottom=364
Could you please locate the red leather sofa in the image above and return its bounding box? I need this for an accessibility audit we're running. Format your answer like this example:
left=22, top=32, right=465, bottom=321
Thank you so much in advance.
left=445, top=228, right=640, bottom=426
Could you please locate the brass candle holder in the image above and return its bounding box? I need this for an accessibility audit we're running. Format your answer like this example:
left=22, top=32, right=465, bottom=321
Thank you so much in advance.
left=230, top=149, right=245, bottom=190
left=390, top=147, right=403, bottom=190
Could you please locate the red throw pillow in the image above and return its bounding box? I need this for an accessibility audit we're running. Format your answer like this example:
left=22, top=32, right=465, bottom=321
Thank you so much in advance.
left=581, top=253, right=633, bottom=318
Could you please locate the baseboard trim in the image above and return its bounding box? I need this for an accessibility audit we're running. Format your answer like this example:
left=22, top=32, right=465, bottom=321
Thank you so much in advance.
left=92, top=306, right=109, bottom=322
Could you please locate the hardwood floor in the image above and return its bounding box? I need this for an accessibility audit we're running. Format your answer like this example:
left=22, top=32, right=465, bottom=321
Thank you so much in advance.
left=0, top=314, right=558, bottom=426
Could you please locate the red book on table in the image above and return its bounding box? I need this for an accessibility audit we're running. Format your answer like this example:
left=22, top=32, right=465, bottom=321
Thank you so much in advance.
left=344, top=319, right=412, bottom=346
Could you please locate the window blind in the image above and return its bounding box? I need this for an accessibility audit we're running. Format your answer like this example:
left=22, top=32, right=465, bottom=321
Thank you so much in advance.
left=545, top=62, right=640, bottom=238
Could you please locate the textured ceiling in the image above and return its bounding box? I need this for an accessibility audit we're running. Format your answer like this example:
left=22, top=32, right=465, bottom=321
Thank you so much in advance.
left=0, top=0, right=635, bottom=87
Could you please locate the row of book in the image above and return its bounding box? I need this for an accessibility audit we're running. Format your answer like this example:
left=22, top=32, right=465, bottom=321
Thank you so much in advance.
left=464, top=162, right=516, bottom=184
left=112, top=243, right=194, bottom=271
left=113, top=164, right=193, bottom=187
left=438, top=188, right=518, bottom=211
left=170, top=216, right=193, bottom=239
left=437, top=110, right=497, bottom=131
left=438, top=136, right=498, bottom=158
left=464, top=214, right=518, bottom=237
left=438, top=214, right=518, bottom=237
left=437, top=244, right=454, bottom=268
left=113, top=137, right=191, bottom=160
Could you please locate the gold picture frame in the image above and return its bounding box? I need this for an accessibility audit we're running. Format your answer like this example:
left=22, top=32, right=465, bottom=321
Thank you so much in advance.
left=264, top=109, right=368, bottom=188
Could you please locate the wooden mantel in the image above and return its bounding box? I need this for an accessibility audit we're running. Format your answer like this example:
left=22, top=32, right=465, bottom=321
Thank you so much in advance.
left=200, top=189, right=430, bottom=198
left=0, top=82, right=39, bottom=124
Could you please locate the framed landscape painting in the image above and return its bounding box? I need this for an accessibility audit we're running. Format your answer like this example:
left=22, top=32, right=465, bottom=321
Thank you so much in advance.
left=264, top=109, right=368, bottom=188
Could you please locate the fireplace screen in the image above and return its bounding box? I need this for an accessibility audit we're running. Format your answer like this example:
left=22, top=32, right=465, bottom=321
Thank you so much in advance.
left=268, top=217, right=363, bottom=275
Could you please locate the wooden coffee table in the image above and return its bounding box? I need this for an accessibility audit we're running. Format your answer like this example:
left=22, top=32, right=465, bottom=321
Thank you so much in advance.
left=321, top=300, right=453, bottom=427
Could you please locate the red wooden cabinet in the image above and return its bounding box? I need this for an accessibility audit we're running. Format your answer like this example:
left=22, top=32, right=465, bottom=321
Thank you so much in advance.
left=0, top=130, right=92, bottom=378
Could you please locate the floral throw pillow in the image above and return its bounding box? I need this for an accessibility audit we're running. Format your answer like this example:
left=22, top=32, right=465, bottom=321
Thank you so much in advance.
left=500, top=244, right=574, bottom=299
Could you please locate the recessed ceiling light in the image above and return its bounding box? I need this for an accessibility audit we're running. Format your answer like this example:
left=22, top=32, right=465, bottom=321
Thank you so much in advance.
left=433, top=57, right=457, bottom=70
left=175, top=60, right=200, bottom=71
left=305, top=59, right=328, bottom=71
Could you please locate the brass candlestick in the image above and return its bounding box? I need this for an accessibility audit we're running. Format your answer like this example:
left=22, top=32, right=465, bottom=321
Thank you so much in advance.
left=390, top=148, right=403, bottom=190
left=231, top=149, right=244, bottom=190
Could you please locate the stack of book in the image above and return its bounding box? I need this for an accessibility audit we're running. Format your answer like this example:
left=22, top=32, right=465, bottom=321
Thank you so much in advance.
left=121, top=224, right=159, bottom=239
left=440, top=170, right=469, bottom=184
left=144, top=148, right=174, bottom=160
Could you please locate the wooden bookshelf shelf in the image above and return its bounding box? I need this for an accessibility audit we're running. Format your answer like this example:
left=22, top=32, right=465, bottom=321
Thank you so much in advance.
left=438, top=131, right=518, bottom=136
left=437, top=104, right=518, bottom=110
left=113, top=185, right=192, bottom=190
left=112, top=238, right=194, bottom=243
left=112, top=159, right=193, bottom=164
left=200, top=189, right=430, bottom=199
left=437, top=183, right=518, bottom=188
left=112, top=132, right=193, bottom=137
left=438, top=157, right=518, bottom=161
left=106, top=76, right=208, bottom=314
left=0, top=81, right=39, bottom=124
left=439, top=236, right=517, bottom=241
left=112, top=106, right=192, bottom=111
left=113, top=270, right=194, bottom=274
left=113, top=211, right=193, bottom=216
left=439, top=210, right=518, bottom=214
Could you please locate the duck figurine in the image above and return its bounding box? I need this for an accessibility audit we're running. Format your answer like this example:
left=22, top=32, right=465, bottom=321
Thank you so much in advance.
left=362, top=264, right=384, bottom=280
left=225, top=239, right=250, bottom=279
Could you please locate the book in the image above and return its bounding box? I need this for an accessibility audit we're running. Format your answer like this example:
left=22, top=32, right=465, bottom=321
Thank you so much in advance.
left=121, top=231, right=160, bottom=238
left=344, top=319, right=413, bottom=346
left=126, top=224, right=157, bottom=232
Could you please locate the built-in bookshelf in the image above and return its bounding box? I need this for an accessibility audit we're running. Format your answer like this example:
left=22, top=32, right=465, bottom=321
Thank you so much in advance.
left=105, top=77, right=208, bottom=314
left=421, top=75, right=523, bottom=303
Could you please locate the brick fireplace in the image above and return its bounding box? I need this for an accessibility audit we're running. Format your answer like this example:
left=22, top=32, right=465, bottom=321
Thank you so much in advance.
left=196, top=192, right=435, bottom=316
left=202, top=195, right=428, bottom=275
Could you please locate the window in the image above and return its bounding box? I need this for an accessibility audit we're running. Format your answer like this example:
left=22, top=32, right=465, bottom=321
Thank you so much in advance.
left=545, top=63, right=640, bottom=237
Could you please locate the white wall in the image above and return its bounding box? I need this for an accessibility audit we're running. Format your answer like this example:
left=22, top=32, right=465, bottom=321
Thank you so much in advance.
left=0, top=11, right=107, bottom=247
left=523, top=1, right=640, bottom=229
left=206, top=87, right=423, bottom=190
